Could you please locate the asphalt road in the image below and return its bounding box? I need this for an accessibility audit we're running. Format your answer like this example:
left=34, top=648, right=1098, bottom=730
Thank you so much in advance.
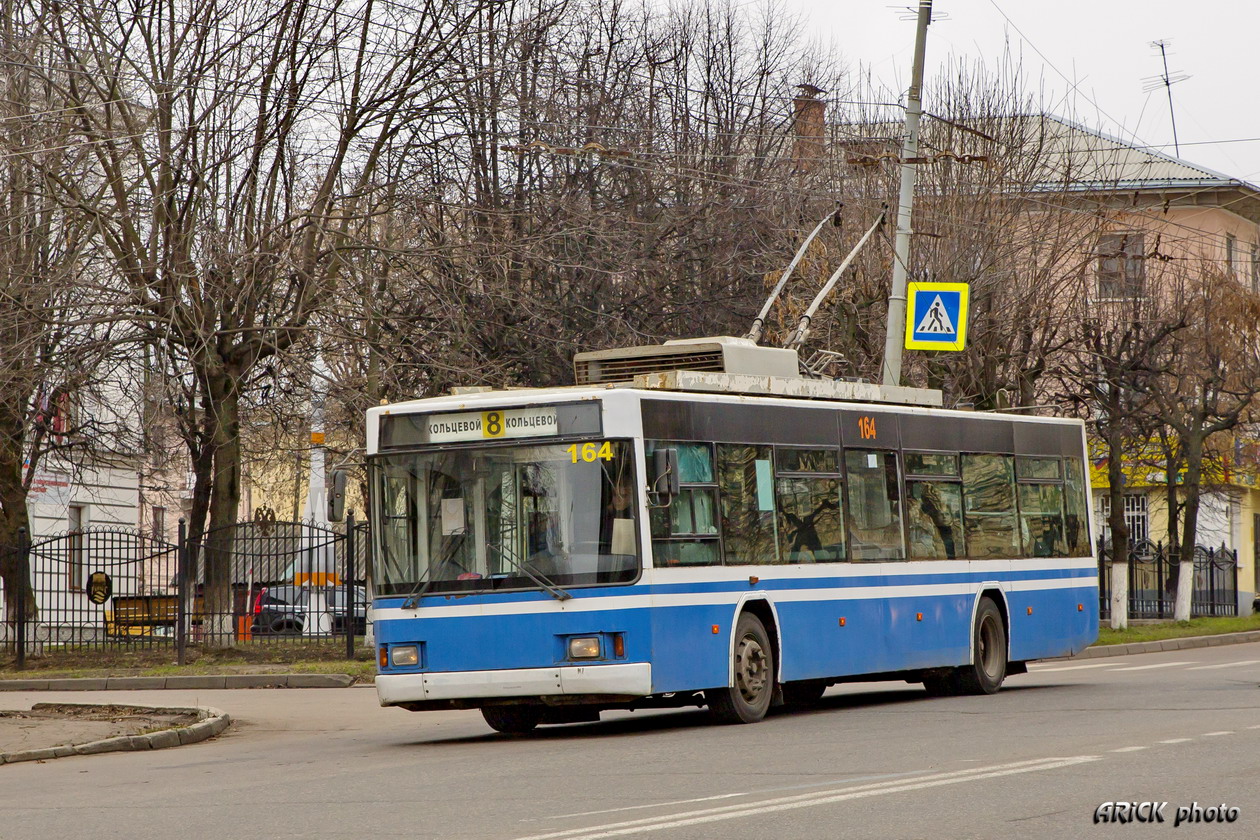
left=2, top=643, right=1259, bottom=840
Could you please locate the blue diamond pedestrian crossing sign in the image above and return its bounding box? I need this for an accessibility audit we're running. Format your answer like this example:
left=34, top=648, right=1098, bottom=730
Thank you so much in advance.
left=905, top=281, right=969, bottom=351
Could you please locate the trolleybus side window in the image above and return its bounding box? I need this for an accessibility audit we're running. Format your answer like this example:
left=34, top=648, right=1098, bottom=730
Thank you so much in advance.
left=646, top=441, right=720, bottom=567
left=1016, top=457, right=1067, bottom=558
left=1063, top=458, right=1091, bottom=555
left=961, top=454, right=1018, bottom=559
left=775, top=447, right=846, bottom=563
left=904, top=452, right=964, bottom=560
left=717, top=444, right=779, bottom=565
left=843, top=449, right=905, bottom=561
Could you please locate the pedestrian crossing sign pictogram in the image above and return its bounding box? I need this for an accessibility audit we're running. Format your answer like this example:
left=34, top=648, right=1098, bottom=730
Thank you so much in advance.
left=905, top=281, right=969, bottom=351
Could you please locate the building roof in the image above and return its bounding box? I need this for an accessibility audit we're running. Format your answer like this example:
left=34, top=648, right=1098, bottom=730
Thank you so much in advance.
left=1025, top=114, right=1260, bottom=197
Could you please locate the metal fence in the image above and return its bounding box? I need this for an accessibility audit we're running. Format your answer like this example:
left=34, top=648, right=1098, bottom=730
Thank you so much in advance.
left=2, top=514, right=368, bottom=667
left=1098, top=538, right=1238, bottom=620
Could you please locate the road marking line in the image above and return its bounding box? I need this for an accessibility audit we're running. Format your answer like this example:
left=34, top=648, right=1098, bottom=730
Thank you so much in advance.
left=1202, top=731, right=1233, bottom=737
left=1030, top=663, right=1120, bottom=672
left=1248, top=725, right=1260, bottom=730
left=513, top=756, right=1100, bottom=840
left=1159, top=738, right=1193, bottom=744
left=534, top=771, right=926, bottom=821
left=537, top=794, right=748, bottom=821
left=1187, top=660, right=1260, bottom=670
left=1110, top=662, right=1194, bottom=672
left=1110, top=747, right=1146, bottom=752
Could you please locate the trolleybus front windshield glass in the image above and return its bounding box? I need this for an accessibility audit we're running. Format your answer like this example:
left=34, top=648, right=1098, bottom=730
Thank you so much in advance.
left=373, top=440, right=639, bottom=595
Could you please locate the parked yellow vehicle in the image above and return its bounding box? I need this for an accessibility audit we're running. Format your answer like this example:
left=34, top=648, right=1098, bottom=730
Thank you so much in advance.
left=104, top=594, right=183, bottom=637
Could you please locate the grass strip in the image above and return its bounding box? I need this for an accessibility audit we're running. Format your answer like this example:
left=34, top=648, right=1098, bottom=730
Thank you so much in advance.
left=1095, top=613, right=1260, bottom=647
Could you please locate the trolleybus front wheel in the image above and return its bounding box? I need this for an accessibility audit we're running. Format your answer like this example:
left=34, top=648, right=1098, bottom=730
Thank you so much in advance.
left=707, top=612, right=775, bottom=724
left=481, top=704, right=543, bottom=734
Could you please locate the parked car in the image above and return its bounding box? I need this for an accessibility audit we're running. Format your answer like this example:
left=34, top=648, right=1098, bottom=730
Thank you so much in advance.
left=250, top=584, right=367, bottom=635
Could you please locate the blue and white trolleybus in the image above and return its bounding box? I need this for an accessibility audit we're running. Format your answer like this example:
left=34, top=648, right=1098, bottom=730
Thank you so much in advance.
left=367, top=337, right=1097, bottom=731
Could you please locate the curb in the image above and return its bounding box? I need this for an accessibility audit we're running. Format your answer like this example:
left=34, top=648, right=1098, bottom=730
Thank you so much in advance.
left=1070, top=630, right=1260, bottom=659
left=0, top=673, right=355, bottom=691
left=0, top=703, right=230, bottom=766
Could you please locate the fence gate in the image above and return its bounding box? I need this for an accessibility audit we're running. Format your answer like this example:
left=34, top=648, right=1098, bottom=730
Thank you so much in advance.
left=1098, top=538, right=1238, bottom=621
left=192, top=516, right=367, bottom=657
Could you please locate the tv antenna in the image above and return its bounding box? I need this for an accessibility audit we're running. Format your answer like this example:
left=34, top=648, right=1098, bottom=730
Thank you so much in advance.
left=1143, top=40, right=1190, bottom=158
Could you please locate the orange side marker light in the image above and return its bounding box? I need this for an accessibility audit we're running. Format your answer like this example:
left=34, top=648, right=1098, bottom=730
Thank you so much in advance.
left=711, top=625, right=720, bottom=634
left=1026, top=607, right=1034, bottom=615
left=839, top=617, right=846, bottom=627
left=915, top=612, right=923, bottom=622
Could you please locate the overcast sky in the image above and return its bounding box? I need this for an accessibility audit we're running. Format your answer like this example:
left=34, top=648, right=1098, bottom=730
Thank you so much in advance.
left=782, top=0, right=1260, bottom=185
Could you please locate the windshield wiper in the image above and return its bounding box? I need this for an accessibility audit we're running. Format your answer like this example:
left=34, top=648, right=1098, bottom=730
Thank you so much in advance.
left=489, top=544, right=571, bottom=602
left=400, top=542, right=571, bottom=607
left=400, top=541, right=464, bottom=609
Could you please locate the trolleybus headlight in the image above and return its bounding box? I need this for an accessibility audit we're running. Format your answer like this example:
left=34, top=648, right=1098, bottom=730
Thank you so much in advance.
left=390, top=645, right=420, bottom=667
left=568, top=637, right=601, bottom=659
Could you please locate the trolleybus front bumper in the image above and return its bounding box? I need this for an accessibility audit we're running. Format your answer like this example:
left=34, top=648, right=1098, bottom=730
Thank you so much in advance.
left=376, top=662, right=652, bottom=706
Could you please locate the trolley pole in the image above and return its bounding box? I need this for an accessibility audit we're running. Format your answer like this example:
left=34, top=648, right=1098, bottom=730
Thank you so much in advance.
left=880, top=0, right=932, bottom=387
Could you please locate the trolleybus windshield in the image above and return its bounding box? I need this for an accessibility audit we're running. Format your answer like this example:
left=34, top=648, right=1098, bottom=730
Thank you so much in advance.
left=373, top=440, right=639, bottom=595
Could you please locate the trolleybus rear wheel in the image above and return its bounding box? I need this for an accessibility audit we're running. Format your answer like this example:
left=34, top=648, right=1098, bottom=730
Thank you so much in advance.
left=481, top=705, right=543, bottom=734
left=957, top=597, right=1007, bottom=695
left=707, top=612, right=775, bottom=724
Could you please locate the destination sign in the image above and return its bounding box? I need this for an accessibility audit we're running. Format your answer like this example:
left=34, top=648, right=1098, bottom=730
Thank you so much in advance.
left=379, top=402, right=601, bottom=449
left=425, top=407, right=559, bottom=443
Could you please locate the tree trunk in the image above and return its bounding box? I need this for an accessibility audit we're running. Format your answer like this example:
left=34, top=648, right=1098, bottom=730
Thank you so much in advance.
left=201, top=365, right=243, bottom=647
left=1105, top=418, right=1130, bottom=629
left=1173, top=432, right=1205, bottom=622
left=0, top=412, right=35, bottom=627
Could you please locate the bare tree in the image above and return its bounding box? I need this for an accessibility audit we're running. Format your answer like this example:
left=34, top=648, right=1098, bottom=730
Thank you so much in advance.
left=0, top=0, right=133, bottom=626
left=1054, top=293, right=1184, bottom=628
left=1146, top=268, right=1260, bottom=621
left=35, top=0, right=494, bottom=644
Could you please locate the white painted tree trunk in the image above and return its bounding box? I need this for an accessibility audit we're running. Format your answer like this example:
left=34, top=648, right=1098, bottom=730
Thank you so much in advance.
left=1173, top=559, right=1195, bottom=622
left=204, top=611, right=235, bottom=648
left=1109, top=561, right=1129, bottom=630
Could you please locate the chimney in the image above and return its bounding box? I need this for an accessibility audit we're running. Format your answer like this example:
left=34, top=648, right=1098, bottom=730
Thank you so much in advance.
left=792, top=84, right=826, bottom=172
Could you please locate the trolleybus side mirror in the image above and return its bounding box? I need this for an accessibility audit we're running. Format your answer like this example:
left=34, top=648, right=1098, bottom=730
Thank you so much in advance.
left=650, top=448, right=680, bottom=505
left=328, top=468, right=348, bottom=522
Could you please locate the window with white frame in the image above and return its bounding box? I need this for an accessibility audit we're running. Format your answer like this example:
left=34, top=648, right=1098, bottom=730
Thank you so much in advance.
left=1099, top=493, right=1148, bottom=545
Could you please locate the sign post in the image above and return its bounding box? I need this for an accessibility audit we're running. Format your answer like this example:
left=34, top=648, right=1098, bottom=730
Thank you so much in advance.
left=904, top=281, right=970, bottom=352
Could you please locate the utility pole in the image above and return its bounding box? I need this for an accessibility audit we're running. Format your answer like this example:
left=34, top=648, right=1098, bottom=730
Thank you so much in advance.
left=880, top=0, right=932, bottom=387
